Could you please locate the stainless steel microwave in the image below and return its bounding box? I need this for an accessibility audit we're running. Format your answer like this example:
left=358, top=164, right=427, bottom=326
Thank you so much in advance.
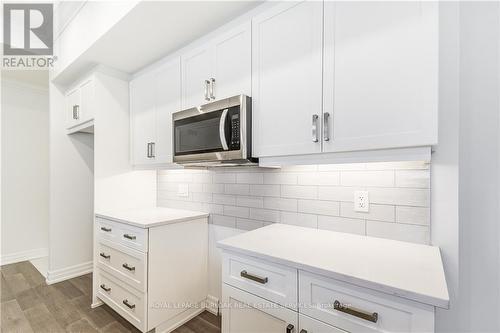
left=172, top=95, right=256, bottom=166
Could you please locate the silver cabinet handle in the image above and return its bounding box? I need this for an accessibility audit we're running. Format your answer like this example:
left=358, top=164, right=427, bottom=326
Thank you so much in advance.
left=286, top=324, right=294, bottom=333
left=300, top=330, right=307, bottom=333
left=240, top=270, right=268, bottom=284
left=123, top=234, right=136, bottom=240
left=150, top=142, right=155, bottom=158
left=123, top=299, right=135, bottom=309
left=100, top=227, right=111, bottom=232
left=323, top=112, right=330, bottom=141
left=122, top=263, right=136, bottom=271
left=210, top=78, right=216, bottom=100
left=73, top=105, right=79, bottom=119
left=100, top=284, right=111, bottom=292
left=334, top=300, right=378, bottom=323
left=204, top=80, right=211, bottom=101
left=312, top=114, right=319, bottom=142
left=146, top=142, right=151, bottom=158
left=99, top=252, right=110, bottom=259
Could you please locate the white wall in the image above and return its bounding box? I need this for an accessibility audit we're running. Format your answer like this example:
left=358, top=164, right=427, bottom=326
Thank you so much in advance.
left=1, top=78, right=49, bottom=264
left=47, top=79, right=94, bottom=282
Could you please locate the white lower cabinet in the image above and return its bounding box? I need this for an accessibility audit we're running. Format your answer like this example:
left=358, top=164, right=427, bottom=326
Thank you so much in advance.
left=221, top=251, right=435, bottom=333
left=94, top=216, right=208, bottom=332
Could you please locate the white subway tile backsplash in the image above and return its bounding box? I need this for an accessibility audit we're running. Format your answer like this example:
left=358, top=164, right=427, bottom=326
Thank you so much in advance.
left=213, top=194, right=236, bottom=205
left=249, top=184, right=280, bottom=197
left=263, top=197, right=297, bottom=212
left=395, top=170, right=430, bottom=188
left=340, top=170, right=395, bottom=187
left=225, top=184, right=250, bottom=195
left=236, top=196, right=264, bottom=208
left=340, top=202, right=395, bottom=222
left=237, top=173, right=264, bottom=184
left=298, top=200, right=340, bottom=216
left=317, top=216, right=366, bottom=235
left=224, top=205, right=250, bottom=218
left=282, top=185, right=317, bottom=199
left=366, top=220, right=429, bottom=244
left=297, top=172, right=340, bottom=186
left=249, top=208, right=280, bottom=223
left=158, top=162, right=431, bottom=244
left=396, top=206, right=430, bottom=225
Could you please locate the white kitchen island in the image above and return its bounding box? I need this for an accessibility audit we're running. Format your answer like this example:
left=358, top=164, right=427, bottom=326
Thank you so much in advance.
left=218, top=223, right=449, bottom=333
left=93, top=207, right=209, bottom=333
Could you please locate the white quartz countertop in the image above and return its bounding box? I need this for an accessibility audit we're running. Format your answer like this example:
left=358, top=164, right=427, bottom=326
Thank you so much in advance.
left=217, top=223, right=449, bottom=309
left=95, top=207, right=209, bottom=228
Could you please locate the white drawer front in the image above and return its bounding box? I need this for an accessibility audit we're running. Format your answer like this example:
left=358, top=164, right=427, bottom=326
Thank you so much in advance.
left=299, top=271, right=434, bottom=333
left=222, top=251, right=297, bottom=309
left=97, top=240, right=147, bottom=292
left=96, top=217, right=148, bottom=252
left=96, top=269, right=147, bottom=332
left=299, top=314, right=347, bottom=333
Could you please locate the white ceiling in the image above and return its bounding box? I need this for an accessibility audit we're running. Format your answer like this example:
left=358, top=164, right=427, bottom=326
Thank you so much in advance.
left=55, top=1, right=261, bottom=85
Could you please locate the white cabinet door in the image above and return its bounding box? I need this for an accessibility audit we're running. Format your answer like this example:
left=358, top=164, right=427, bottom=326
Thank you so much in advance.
left=213, top=22, right=251, bottom=100
left=66, top=88, right=80, bottom=129
left=222, top=284, right=298, bottom=333
left=299, top=314, right=347, bottom=333
left=182, top=46, right=213, bottom=109
left=252, top=1, right=323, bottom=157
left=130, top=72, right=156, bottom=165
left=154, top=58, right=181, bottom=164
left=79, top=78, right=94, bottom=123
left=323, top=2, right=438, bottom=153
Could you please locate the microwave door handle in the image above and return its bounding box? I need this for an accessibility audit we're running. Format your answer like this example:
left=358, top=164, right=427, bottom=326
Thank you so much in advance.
left=219, top=109, right=229, bottom=151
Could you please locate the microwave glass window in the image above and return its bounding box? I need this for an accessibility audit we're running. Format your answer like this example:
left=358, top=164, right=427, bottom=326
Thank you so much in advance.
left=175, top=114, right=224, bottom=155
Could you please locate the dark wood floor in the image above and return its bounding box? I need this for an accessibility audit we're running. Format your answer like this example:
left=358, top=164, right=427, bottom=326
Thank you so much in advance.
left=1, top=261, right=221, bottom=333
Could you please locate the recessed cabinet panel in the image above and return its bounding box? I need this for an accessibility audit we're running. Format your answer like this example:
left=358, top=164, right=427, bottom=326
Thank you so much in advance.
left=79, top=79, right=94, bottom=123
left=155, top=59, right=182, bottom=164
left=213, top=22, right=251, bottom=100
left=130, top=72, right=156, bottom=166
left=323, top=2, right=438, bottom=153
left=252, top=1, right=323, bottom=157
left=182, top=47, right=213, bottom=109
left=222, top=284, right=298, bottom=333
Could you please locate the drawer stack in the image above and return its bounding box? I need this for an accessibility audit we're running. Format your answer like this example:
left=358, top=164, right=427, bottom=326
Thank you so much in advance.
left=95, top=217, right=148, bottom=331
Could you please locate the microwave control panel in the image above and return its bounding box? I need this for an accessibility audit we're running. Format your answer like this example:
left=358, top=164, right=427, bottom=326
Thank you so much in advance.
left=230, top=113, right=240, bottom=150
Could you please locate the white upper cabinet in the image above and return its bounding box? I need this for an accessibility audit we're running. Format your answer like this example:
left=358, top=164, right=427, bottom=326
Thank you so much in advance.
left=181, top=22, right=251, bottom=109
left=252, top=1, right=324, bottom=157
left=65, top=77, right=95, bottom=132
left=322, top=1, right=438, bottom=153
left=130, top=57, right=181, bottom=166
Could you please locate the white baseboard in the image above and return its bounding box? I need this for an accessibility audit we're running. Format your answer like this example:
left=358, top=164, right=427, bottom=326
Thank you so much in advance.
left=205, top=294, right=220, bottom=316
left=46, top=261, right=93, bottom=285
left=0, top=248, right=48, bottom=266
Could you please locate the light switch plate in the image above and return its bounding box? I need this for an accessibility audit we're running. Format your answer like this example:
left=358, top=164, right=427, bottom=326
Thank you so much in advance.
left=177, top=184, right=189, bottom=197
left=354, top=191, right=369, bottom=212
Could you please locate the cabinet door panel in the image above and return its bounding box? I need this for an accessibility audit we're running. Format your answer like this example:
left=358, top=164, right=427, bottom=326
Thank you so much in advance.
left=130, top=72, right=156, bottom=165
left=323, top=2, right=438, bottom=152
left=65, top=88, right=80, bottom=129
left=300, top=314, right=347, bottom=333
left=213, top=22, right=251, bottom=100
left=182, top=46, right=213, bottom=109
left=79, top=78, right=94, bottom=123
left=222, top=284, right=298, bottom=333
left=155, top=58, right=181, bottom=164
left=252, top=1, right=323, bottom=157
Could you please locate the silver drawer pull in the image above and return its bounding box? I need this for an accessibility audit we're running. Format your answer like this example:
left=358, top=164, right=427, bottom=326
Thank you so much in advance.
left=100, top=227, right=111, bottom=232
left=286, top=324, right=294, bottom=333
left=100, top=284, right=111, bottom=292
left=99, top=252, right=110, bottom=259
left=334, top=300, right=378, bottom=323
left=240, top=270, right=268, bottom=284
left=123, top=234, right=136, bottom=240
left=123, top=299, right=135, bottom=309
left=323, top=112, right=330, bottom=141
left=312, top=114, right=319, bottom=142
left=122, top=263, right=136, bottom=271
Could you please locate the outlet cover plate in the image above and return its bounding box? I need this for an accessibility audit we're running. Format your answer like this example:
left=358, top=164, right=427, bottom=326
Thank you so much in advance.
left=354, top=191, right=369, bottom=212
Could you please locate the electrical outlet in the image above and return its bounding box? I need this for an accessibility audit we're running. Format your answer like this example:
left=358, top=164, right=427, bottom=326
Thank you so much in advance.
left=177, top=184, right=189, bottom=197
left=354, top=191, right=369, bottom=212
